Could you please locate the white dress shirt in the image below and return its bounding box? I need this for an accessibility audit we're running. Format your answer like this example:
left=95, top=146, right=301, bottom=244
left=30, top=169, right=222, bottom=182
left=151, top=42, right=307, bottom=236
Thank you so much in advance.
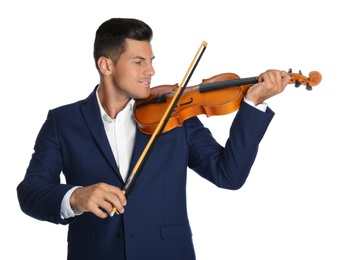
left=98, top=94, right=136, bottom=181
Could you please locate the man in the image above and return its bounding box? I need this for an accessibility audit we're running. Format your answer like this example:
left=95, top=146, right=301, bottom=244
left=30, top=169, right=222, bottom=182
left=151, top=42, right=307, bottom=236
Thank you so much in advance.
left=17, top=18, right=290, bottom=259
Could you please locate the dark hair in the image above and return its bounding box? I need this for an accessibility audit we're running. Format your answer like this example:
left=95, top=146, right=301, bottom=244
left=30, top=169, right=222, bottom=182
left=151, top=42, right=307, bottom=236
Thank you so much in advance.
left=93, top=18, right=153, bottom=70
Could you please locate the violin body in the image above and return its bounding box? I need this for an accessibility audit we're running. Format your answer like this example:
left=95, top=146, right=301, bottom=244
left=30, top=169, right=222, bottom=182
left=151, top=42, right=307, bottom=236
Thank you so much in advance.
left=134, top=70, right=322, bottom=135
left=135, top=73, right=250, bottom=134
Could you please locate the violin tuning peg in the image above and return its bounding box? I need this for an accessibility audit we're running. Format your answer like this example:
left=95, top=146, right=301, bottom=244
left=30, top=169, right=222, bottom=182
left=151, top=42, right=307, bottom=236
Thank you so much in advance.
left=295, top=80, right=301, bottom=88
left=306, top=83, right=312, bottom=91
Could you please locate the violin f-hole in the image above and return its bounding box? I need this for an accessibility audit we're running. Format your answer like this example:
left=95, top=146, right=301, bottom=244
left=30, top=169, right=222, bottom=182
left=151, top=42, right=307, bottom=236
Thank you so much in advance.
left=177, top=98, right=193, bottom=107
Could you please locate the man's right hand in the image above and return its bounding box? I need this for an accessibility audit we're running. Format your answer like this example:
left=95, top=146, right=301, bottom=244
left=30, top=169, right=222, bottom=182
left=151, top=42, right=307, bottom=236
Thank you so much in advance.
left=69, top=182, right=127, bottom=218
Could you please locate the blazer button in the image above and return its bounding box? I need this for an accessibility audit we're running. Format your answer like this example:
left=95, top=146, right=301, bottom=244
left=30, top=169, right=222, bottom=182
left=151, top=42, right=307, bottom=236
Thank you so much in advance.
left=118, top=232, right=125, bottom=239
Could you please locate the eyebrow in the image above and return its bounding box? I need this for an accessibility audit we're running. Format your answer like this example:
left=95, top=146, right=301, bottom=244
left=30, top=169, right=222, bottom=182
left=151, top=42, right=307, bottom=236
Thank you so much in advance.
left=133, top=55, right=155, bottom=61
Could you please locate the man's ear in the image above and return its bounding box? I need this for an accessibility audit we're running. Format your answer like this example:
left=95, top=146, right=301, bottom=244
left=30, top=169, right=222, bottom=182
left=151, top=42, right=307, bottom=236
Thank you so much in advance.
left=97, top=57, right=113, bottom=76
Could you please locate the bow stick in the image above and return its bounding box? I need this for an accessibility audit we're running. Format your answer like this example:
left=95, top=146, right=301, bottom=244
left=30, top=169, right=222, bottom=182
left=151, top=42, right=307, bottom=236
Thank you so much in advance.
left=110, top=41, right=208, bottom=216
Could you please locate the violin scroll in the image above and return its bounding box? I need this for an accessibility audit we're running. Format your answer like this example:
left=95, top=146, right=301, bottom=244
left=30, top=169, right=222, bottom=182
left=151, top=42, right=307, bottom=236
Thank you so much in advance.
left=288, top=69, right=322, bottom=91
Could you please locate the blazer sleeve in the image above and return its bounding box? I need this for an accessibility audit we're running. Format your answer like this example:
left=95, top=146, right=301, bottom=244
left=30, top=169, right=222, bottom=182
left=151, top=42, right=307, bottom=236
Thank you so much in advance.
left=187, top=100, right=274, bottom=190
left=17, top=110, right=75, bottom=224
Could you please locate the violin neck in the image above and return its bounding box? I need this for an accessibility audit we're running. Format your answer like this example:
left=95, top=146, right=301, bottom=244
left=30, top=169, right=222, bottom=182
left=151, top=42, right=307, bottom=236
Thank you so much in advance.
left=199, top=76, right=258, bottom=93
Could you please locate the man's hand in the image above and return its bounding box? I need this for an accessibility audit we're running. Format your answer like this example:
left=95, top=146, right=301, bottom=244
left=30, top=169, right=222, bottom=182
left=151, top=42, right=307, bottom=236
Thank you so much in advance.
left=70, top=183, right=127, bottom=218
left=245, top=69, right=291, bottom=105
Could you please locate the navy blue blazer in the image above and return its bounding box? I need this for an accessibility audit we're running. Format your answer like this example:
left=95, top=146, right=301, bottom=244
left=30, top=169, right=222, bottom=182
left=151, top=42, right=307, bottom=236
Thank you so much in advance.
left=17, top=86, right=274, bottom=260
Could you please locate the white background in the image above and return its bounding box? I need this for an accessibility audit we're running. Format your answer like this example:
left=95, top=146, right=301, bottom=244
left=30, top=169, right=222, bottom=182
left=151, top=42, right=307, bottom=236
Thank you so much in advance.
left=1, top=0, right=338, bottom=259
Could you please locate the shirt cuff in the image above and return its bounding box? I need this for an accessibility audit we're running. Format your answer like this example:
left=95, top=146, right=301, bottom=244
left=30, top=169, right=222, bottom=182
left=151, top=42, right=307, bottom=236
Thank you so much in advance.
left=243, top=97, right=267, bottom=112
left=60, top=186, right=83, bottom=219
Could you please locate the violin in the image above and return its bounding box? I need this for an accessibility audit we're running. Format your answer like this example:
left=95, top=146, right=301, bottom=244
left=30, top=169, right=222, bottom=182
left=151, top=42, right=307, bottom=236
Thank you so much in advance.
left=111, top=41, right=322, bottom=217
left=134, top=69, right=322, bottom=135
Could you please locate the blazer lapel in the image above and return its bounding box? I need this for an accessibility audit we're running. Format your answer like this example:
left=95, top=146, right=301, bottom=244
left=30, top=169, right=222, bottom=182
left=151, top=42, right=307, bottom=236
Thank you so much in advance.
left=129, top=129, right=149, bottom=173
left=125, top=127, right=158, bottom=191
left=80, top=86, right=122, bottom=181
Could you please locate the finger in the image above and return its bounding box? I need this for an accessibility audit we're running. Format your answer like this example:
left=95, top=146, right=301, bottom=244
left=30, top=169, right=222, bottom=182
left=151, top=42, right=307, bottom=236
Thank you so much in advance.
left=103, top=188, right=126, bottom=215
left=259, top=70, right=284, bottom=91
left=101, top=199, right=124, bottom=216
left=84, top=199, right=110, bottom=219
left=85, top=193, right=124, bottom=218
left=109, top=186, right=127, bottom=202
left=92, top=207, right=109, bottom=219
left=281, top=70, right=291, bottom=86
left=257, top=70, right=275, bottom=84
left=108, top=190, right=127, bottom=217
